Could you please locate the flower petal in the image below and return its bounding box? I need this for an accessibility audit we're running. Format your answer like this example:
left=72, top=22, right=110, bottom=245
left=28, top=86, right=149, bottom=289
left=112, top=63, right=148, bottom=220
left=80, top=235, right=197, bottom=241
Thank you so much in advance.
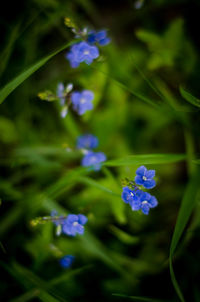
left=143, top=179, right=156, bottom=189
left=135, top=175, right=144, bottom=185
left=146, top=169, right=155, bottom=179
left=130, top=199, right=141, bottom=211
left=136, top=165, right=147, bottom=176
left=66, top=214, right=78, bottom=224
left=78, top=214, right=88, bottom=225
left=141, top=203, right=150, bottom=215
left=149, top=196, right=158, bottom=208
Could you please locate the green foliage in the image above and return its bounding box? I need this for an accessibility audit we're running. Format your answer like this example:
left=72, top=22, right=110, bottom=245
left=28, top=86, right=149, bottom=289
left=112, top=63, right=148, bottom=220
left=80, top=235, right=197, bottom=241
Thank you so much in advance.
left=180, top=86, right=200, bottom=108
left=105, top=154, right=186, bottom=167
left=136, top=18, right=195, bottom=72
left=0, top=40, right=75, bottom=104
left=169, top=167, right=200, bottom=302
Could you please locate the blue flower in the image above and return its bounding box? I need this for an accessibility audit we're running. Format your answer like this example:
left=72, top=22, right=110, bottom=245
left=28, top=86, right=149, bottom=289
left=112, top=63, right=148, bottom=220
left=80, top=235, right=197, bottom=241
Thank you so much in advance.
left=66, top=41, right=99, bottom=68
left=87, top=30, right=111, bottom=46
left=71, top=90, right=94, bottom=115
left=135, top=166, right=156, bottom=189
left=121, top=186, right=137, bottom=204
left=77, top=134, right=99, bottom=150
left=59, top=255, right=75, bottom=269
left=62, top=214, right=88, bottom=237
left=121, top=187, right=141, bottom=211
left=81, top=151, right=106, bottom=171
left=137, top=191, right=158, bottom=215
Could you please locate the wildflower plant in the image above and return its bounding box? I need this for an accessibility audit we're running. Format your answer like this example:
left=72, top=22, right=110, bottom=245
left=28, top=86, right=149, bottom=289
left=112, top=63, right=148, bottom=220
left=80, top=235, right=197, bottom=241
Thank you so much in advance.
left=64, top=21, right=110, bottom=68
left=38, top=83, right=95, bottom=117
left=121, top=166, right=158, bottom=215
left=32, top=211, right=88, bottom=237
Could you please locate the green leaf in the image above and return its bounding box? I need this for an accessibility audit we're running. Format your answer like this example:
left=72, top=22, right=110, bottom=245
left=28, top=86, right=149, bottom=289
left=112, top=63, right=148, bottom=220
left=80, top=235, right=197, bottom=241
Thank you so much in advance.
left=9, top=289, right=39, bottom=302
left=91, top=66, right=159, bottom=109
left=49, top=265, right=92, bottom=285
left=180, top=86, right=200, bottom=108
left=76, top=175, right=120, bottom=197
left=104, top=154, right=186, bottom=167
left=109, top=225, right=139, bottom=245
left=169, top=167, right=200, bottom=302
left=0, top=23, right=21, bottom=77
left=0, top=40, right=76, bottom=104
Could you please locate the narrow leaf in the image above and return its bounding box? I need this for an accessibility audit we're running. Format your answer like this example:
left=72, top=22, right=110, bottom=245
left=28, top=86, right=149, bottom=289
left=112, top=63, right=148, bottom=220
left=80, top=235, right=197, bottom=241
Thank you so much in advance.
left=77, top=175, right=120, bottom=197
left=0, top=40, right=76, bottom=104
left=180, top=86, right=200, bottom=108
left=104, top=154, right=186, bottom=167
left=169, top=167, right=200, bottom=302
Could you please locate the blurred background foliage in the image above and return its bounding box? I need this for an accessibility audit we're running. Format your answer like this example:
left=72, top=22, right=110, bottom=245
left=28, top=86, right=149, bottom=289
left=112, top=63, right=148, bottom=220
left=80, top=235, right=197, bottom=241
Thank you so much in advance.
left=0, top=0, right=200, bottom=301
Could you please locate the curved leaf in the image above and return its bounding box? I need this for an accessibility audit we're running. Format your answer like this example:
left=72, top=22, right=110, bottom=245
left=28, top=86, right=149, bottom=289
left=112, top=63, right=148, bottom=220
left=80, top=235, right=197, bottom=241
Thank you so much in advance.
left=104, top=154, right=186, bottom=167
left=169, top=167, right=200, bottom=302
left=180, top=86, right=200, bottom=108
left=0, top=40, right=76, bottom=104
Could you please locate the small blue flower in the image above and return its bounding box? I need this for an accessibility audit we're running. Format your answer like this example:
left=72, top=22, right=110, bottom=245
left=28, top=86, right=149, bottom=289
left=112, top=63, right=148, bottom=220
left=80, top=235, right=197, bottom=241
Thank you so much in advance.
left=137, top=191, right=158, bottom=215
left=87, top=30, right=111, bottom=46
left=81, top=151, right=106, bottom=171
left=121, top=187, right=141, bottom=211
left=121, top=186, right=137, bottom=204
left=71, top=90, right=94, bottom=115
left=77, top=134, right=99, bottom=150
left=135, top=166, right=156, bottom=189
left=66, top=48, right=80, bottom=68
left=66, top=41, right=99, bottom=68
left=59, top=255, right=75, bottom=269
left=62, top=214, right=88, bottom=236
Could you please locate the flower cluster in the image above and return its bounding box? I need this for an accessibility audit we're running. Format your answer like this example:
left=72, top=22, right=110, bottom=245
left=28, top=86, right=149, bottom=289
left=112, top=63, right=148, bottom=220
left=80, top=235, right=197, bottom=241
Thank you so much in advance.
left=121, top=166, right=158, bottom=215
left=36, top=20, right=161, bottom=274
left=38, top=83, right=94, bottom=117
left=76, top=134, right=106, bottom=171
left=66, top=28, right=110, bottom=68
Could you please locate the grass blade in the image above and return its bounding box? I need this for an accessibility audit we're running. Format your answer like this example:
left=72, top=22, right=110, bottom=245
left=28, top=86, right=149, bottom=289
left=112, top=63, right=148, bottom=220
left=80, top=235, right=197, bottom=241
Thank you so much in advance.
left=169, top=167, right=200, bottom=302
left=76, top=175, right=120, bottom=197
left=180, top=86, right=200, bottom=108
left=9, top=289, right=39, bottom=302
left=104, top=154, right=186, bottom=167
left=0, top=40, right=76, bottom=104
left=91, top=66, right=159, bottom=108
